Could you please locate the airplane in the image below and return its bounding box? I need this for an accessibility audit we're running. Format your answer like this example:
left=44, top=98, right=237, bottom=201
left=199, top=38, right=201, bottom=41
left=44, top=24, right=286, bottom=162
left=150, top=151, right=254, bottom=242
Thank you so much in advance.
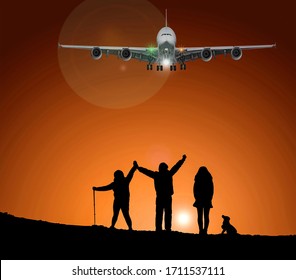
left=58, top=9, right=276, bottom=71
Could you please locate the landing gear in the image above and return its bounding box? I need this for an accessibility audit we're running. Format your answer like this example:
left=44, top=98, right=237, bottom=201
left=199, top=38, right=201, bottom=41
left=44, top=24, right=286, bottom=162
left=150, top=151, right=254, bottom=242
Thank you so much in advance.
left=147, top=64, right=153, bottom=70
left=157, top=65, right=163, bottom=71
left=180, top=64, right=187, bottom=70
left=170, top=65, right=177, bottom=71
left=148, top=64, right=183, bottom=71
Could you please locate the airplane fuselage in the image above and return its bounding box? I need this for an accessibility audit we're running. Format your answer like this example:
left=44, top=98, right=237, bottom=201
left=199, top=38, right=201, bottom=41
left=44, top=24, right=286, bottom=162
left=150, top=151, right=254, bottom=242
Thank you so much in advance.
left=156, top=27, right=176, bottom=66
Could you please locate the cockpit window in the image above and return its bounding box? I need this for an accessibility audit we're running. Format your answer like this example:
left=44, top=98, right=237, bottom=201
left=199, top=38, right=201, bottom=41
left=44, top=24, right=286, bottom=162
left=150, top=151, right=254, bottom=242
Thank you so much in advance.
left=161, top=33, right=172, bottom=36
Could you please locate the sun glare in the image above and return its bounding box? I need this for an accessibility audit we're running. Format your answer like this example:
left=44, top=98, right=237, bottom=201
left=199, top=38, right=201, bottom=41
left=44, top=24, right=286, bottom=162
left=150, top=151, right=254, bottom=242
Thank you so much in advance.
left=176, top=211, right=192, bottom=227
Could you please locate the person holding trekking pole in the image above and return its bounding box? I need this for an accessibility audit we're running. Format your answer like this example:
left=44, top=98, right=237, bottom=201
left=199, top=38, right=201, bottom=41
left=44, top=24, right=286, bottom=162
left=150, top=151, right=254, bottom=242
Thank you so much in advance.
left=92, top=161, right=138, bottom=230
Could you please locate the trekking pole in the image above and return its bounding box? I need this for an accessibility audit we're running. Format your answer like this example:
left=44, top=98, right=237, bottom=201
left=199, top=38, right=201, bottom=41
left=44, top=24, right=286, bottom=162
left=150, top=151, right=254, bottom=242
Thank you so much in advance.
left=93, top=187, right=96, bottom=226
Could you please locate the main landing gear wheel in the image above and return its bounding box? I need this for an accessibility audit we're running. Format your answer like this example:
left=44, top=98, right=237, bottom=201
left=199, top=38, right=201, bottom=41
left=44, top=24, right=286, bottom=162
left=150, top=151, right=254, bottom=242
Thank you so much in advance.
left=180, top=64, right=186, bottom=70
left=147, top=64, right=153, bottom=70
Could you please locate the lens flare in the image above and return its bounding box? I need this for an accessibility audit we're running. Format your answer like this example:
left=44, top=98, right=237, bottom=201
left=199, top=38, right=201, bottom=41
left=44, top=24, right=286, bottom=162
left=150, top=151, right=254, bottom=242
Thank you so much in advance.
left=163, top=58, right=170, bottom=66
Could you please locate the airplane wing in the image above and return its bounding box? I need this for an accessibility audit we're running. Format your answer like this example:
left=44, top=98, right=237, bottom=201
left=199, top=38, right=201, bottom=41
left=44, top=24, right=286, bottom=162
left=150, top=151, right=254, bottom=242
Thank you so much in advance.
left=58, top=43, right=158, bottom=64
left=175, top=44, right=276, bottom=63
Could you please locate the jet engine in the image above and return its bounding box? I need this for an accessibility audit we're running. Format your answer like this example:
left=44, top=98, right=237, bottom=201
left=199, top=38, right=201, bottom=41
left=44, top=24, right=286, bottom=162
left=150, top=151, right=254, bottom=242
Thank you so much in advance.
left=120, top=48, right=132, bottom=61
left=201, top=48, right=213, bottom=62
left=91, top=47, right=102, bottom=60
left=231, top=47, right=242, bottom=60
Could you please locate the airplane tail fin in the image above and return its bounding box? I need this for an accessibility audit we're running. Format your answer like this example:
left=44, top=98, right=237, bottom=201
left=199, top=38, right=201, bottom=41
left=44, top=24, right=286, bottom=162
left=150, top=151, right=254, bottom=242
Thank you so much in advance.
left=165, top=9, right=167, bottom=27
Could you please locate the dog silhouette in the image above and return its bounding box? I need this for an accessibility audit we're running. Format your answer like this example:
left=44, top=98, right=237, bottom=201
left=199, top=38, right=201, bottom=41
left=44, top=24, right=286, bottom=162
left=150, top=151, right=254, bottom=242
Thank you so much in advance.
left=221, top=215, right=238, bottom=235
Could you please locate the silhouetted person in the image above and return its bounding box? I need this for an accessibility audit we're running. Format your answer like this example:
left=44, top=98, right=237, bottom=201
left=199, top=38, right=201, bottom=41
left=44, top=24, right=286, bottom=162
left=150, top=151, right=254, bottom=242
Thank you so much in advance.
left=93, top=161, right=138, bottom=230
left=137, top=155, right=187, bottom=232
left=193, top=166, right=214, bottom=235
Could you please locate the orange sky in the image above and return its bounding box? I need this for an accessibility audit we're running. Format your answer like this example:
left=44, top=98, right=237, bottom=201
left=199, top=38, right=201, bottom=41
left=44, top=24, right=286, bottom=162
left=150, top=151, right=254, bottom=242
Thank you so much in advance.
left=0, top=0, right=295, bottom=235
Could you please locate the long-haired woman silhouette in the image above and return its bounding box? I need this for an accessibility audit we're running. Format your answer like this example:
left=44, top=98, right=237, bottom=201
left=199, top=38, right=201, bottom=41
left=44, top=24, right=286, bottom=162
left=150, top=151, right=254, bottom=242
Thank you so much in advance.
left=193, top=166, right=214, bottom=235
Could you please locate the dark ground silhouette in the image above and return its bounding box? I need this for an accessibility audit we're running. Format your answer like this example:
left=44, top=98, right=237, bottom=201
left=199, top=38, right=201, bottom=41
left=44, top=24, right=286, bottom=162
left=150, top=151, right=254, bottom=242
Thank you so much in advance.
left=1, top=212, right=295, bottom=260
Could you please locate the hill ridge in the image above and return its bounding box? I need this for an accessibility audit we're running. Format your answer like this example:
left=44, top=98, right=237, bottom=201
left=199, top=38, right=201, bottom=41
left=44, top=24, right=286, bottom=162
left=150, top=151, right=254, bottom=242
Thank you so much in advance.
left=1, top=212, right=295, bottom=260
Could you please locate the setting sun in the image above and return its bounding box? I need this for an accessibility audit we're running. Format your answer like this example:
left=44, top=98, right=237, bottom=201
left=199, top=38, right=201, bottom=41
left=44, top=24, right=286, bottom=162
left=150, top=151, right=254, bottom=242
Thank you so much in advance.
left=176, top=211, right=192, bottom=227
